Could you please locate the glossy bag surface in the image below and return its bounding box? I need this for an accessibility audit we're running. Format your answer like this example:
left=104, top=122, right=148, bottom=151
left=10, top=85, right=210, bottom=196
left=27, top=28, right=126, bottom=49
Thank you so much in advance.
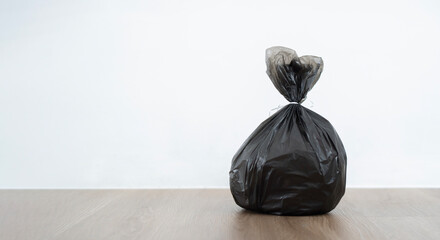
left=229, top=47, right=347, bottom=215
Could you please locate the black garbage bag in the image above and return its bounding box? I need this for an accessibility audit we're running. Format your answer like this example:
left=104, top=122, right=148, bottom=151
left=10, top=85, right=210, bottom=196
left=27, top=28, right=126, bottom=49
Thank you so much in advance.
left=229, top=46, right=347, bottom=215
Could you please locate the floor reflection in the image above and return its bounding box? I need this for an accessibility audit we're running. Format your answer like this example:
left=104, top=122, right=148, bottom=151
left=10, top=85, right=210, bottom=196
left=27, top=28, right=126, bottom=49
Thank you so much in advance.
left=226, top=208, right=347, bottom=239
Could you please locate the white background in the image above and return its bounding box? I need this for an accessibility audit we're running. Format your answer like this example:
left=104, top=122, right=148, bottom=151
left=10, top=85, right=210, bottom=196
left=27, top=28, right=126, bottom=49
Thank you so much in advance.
left=1, top=0, right=439, bottom=188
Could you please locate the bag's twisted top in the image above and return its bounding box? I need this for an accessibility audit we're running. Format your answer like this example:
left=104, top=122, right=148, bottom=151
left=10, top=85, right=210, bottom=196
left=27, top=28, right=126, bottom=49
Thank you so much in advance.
left=266, top=46, right=323, bottom=103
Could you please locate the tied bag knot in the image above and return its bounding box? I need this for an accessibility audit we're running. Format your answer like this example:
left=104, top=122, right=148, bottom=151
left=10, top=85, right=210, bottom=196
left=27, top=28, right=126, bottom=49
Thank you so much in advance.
left=266, top=46, right=323, bottom=103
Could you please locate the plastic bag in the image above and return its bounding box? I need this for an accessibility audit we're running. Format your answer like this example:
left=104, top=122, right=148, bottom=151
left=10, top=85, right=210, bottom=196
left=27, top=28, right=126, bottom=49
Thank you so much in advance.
left=229, top=46, right=347, bottom=215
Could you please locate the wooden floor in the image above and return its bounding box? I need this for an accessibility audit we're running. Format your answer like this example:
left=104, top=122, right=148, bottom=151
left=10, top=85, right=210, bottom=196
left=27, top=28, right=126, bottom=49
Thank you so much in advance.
left=0, top=189, right=439, bottom=240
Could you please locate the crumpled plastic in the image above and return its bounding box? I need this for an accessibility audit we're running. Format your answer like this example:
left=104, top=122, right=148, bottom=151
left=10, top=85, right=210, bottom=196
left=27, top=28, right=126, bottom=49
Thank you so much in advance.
left=229, top=46, right=347, bottom=215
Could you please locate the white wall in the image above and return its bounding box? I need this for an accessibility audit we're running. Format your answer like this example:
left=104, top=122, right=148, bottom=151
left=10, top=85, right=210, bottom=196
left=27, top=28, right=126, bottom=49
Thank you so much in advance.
left=1, top=0, right=439, bottom=188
